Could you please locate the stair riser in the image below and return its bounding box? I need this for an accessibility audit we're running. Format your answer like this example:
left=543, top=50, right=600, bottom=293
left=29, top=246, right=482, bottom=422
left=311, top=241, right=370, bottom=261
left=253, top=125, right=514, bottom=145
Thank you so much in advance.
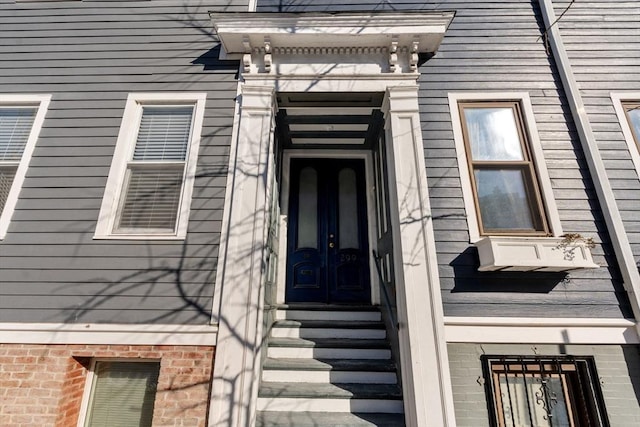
left=262, top=370, right=397, bottom=384
left=256, top=412, right=405, bottom=427
left=257, top=398, right=404, bottom=413
left=276, top=310, right=381, bottom=322
left=267, top=347, right=391, bottom=359
left=272, top=328, right=386, bottom=339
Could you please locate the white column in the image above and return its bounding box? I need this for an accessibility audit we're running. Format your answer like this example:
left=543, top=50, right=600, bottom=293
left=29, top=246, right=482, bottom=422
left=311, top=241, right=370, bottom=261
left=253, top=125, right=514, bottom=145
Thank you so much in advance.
left=383, top=85, right=456, bottom=427
left=209, top=85, right=275, bottom=427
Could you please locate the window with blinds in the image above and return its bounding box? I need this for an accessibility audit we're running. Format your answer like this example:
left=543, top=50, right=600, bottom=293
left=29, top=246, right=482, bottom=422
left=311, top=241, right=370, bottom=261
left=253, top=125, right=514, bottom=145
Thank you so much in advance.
left=0, top=107, right=37, bottom=215
left=84, top=361, right=160, bottom=427
left=114, top=105, right=194, bottom=234
left=94, top=93, right=205, bottom=239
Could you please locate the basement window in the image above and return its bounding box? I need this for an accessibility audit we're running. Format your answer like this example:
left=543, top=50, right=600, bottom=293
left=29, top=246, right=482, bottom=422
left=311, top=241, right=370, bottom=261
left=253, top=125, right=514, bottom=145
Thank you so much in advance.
left=82, top=361, right=160, bottom=427
left=482, top=356, right=608, bottom=427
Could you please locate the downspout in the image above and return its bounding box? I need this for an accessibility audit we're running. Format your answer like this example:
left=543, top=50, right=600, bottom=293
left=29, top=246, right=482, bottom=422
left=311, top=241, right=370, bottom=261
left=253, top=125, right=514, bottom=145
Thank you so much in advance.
left=538, top=0, right=640, bottom=337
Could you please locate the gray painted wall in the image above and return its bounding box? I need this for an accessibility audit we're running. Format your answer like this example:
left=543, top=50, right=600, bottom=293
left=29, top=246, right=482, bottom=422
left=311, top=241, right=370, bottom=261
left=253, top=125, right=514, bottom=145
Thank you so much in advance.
left=0, top=1, right=249, bottom=324
left=257, top=0, right=632, bottom=319
left=448, top=343, right=640, bottom=427
left=0, top=0, right=634, bottom=323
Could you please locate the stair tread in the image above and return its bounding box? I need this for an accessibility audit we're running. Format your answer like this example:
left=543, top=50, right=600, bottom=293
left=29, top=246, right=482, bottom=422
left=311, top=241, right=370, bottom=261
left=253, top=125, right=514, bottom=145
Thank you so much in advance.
left=274, top=304, right=381, bottom=312
left=263, top=357, right=396, bottom=372
left=268, top=337, right=390, bottom=349
left=259, top=382, right=402, bottom=399
left=256, top=411, right=405, bottom=427
left=273, top=319, right=385, bottom=328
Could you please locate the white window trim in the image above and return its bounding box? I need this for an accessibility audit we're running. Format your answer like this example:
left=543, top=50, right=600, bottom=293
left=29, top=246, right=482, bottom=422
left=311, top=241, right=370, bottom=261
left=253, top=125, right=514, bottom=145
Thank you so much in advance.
left=449, top=92, right=562, bottom=243
left=94, top=93, right=206, bottom=240
left=611, top=92, right=640, bottom=180
left=77, top=358, right=160, bottom=427
left=0, top=94, right=51, bottom=240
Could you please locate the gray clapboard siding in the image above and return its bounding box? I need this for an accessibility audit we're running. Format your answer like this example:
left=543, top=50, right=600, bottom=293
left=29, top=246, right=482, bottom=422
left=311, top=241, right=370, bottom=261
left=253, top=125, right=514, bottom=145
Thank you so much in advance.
left=0, top=0, right=249, bottom=324
left=554, top=0, right=640, bottom=251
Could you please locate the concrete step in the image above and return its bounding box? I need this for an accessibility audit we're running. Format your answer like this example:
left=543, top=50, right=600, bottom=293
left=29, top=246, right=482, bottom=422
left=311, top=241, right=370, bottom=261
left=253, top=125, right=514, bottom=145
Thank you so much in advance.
left=262, top=357, right=398, bottom=384
left=257, top=382, right=403, bottom=414
left=267, top=337, right=392, bottom=359
left=276, top=308, right=382, bottom=322
left=271, top=320, right=386, bottom=339
left=256, top=411, right=405, bottom=427
left=258, top=306, right=403, bottom=422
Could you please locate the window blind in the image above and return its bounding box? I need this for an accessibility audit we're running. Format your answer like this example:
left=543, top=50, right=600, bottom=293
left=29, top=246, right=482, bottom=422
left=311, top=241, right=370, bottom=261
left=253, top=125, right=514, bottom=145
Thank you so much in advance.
left=0, top=108, right=37, bottom=161
left=0, top=107, right=37, bottom=214
left=85, top=361, right=160, bottom=427
left=117, top=168, right=183, bottom=231
left=0, top=166, right=16, bottom=213
left=133, top=106, right=193, bottom=161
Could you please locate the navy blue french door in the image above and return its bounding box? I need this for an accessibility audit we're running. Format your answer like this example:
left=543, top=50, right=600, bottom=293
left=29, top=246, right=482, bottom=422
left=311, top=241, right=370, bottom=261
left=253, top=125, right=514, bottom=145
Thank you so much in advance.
left=286, top=158, right=371, bottom=303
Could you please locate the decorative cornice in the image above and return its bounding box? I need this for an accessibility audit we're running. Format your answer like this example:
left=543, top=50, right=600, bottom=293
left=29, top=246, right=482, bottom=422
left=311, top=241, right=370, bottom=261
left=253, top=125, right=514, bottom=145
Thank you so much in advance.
left=210, top=12, right=455, bottom=75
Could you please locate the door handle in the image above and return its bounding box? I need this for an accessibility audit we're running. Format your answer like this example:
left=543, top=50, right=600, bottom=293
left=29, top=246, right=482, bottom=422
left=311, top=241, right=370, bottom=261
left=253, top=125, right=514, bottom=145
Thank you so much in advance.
left=329, top=242, right=335, bottom=248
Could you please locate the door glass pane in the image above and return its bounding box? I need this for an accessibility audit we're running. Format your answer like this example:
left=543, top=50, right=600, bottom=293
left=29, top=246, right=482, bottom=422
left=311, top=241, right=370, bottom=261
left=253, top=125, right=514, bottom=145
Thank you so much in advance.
left=464, top=107, right=524, bottom=161
left=297, top=167, right=318, bottom=249
left=376, top=137, right=388, bottom=236
left=475, top=169, right=535, bottom=230
left=339, top=167, right=359, bottom=249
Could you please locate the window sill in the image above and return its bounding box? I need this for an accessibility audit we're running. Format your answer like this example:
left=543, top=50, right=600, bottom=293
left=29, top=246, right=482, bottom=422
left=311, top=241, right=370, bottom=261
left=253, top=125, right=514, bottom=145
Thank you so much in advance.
left=93, top=233, right=186, bottom=241
left=475, top=236, right=599, bottom=272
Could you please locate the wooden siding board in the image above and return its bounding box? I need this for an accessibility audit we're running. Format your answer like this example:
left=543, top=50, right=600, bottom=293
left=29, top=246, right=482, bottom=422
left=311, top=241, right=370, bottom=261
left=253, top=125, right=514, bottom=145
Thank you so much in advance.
left=556, top=0, right=640, bottom=271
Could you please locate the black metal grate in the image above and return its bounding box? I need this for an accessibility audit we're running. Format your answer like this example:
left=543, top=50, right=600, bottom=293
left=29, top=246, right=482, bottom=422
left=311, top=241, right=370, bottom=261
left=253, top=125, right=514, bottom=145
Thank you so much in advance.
left=481, top=355, right=609, bottom=427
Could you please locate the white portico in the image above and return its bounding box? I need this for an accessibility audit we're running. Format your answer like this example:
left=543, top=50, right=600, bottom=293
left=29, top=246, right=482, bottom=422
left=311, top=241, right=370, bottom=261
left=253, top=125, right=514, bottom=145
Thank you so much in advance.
left=207, top=11, right=456, bottom=427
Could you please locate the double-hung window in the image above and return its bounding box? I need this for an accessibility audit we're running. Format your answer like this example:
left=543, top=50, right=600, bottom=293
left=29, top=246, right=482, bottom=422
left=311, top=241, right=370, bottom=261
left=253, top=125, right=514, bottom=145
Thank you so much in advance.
left=483, top=356, right=608, bottom=427
left=611, top=93, right=640, bottom=180
left=0, top=94, right=51, bottom=239
left=460, top=101, right=547, bottom=235
left=622, top=102, right=640, bottom=146
left=95, top=93, right=206, bottom=239
left=450, top=93, right=561, bottom=242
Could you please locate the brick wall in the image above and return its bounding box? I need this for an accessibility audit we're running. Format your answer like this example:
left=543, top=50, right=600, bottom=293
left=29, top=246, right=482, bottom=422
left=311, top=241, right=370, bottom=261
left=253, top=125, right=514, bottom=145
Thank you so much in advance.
left=448, top=343, right=640, bottom=427
left=0, top=344, right=215, bottom=427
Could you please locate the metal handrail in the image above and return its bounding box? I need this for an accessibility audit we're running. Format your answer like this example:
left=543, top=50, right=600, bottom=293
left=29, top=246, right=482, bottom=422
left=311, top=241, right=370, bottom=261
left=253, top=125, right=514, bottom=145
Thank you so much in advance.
left=372, top=249, right=398, bottom=329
